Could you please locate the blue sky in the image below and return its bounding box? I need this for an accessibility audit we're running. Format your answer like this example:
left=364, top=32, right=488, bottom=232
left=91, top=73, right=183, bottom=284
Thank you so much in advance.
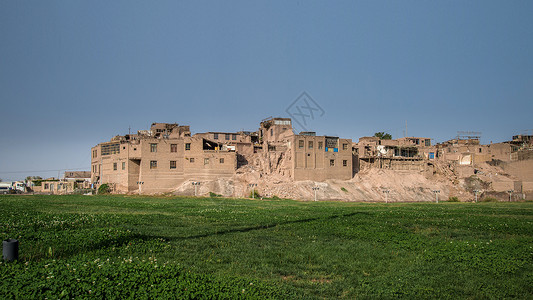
left=1, top=1, right=532, bottom=180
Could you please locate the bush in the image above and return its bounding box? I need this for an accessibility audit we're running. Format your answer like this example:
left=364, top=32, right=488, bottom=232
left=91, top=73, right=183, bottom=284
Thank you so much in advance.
left=482, top=197, right=499, bottom=202
left=271, top=195, right=281, bottom=200
left=209, top=192, right=222, bottom=198
left=249, top=190, right=260, bottom=198
left=448, top=196, right=459, bottom=202
left=341, top=187, right=348, bottom=192
left=98, top=184, right=110, bottom=194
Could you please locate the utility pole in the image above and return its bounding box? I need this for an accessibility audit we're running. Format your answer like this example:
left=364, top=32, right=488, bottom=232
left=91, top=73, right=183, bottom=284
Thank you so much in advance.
left=192, top=182, right=200, bottom=196
left=312, top=186, right=320, bottom=201
left=473, top=190, right=480, bottom=203
left=248, top=183, right=257, bottom=199
left=382, top=189, right=390, bottom=203
left=432, top=190, right=440, bottom=203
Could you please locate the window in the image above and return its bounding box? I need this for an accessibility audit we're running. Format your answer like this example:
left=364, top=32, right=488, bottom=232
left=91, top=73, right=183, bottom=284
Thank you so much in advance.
left=44, top=183, right=49, bottom=189
left=214, top=133, right=219, bottom=140
left=479, top=148, right=482, bottom=153
left=92, top=150, right=97, bottom=158
left=190, top=158, right=195, bottom=163
left=122, top=162, right=126, bottom=170
left=425, top=139, right=431, bottom=146
left=299, top=140, right=304, bottom=149
left=343, top=143, right=348, bottom=150
left=101, top=143, right=120, bottom=155
left=225, top=134, right=230, bottom=140
left=185, top=143, right=191, bottom=150
left=204, top=158, right=209, bottom=165
left=309, top=141, right=313, bottom=149
left=270, top=129, right=273, bottom=136
left=113, top=163, right=117, bottom=171
left=318, top=141, right=323, bottom=149
left=232, top=134, right=236, bottom=140
left=170, top=161, right=176, bottom=169
left=330, top=159, right=335, bottom=167
left=150, top=161, right=157, bottom=169
left=150, top=143, right=157, bottom=152
left=274, top=120, right=291, bottom=125
left=220, top=158, right=224, bottom=163
left=343, top=160, right=347, bottom=167
left=171, top=144, right=177, bottom=152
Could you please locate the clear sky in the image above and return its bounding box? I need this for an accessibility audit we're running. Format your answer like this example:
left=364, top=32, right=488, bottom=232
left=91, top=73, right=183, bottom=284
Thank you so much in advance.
left=1, top=1, right=532, bottom=181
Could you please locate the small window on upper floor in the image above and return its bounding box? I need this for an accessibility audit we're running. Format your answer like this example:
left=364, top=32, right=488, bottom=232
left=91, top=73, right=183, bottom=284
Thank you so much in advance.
left=113, top=163, right=117, bottom=171
left=308, top=141, right=313, bottom=149
left=214, top=133, right=219, bottom=140
left=232, top=134, right=237, bottom=140
left=330, top=159, right=335, bottom=167
left=150, top=143, right=157, bottom=153
left=185, top=143, right=191, bottom=151
left=122, top=162, right=125, bottom=170
left=150, top=160, right=157, bottom=169
left=299, top=140, right=304, bottom=149
left=170, top=160, right=176, bottom=169
left=171, top=144, right=177, bottom=152
left=318, top=141, right=323, bottom=149
left=343, top=160, right=347, bottom=167
left=220, top=158, right=224, bottom=163
left=225, top=134, right=230, bottom=140
left=343, top=143, right=348, bottom=150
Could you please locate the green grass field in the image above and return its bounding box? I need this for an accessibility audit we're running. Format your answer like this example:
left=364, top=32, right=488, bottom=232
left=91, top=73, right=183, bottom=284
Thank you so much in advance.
left=1, top=195, right=532, bottom=299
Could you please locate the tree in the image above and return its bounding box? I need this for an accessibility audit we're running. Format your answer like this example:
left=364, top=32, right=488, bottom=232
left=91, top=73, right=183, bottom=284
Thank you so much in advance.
left=374, top=132, right=392, bottom=140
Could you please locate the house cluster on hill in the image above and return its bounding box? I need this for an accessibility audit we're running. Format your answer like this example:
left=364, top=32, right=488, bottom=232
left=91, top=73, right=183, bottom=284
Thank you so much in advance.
left=89, top=118, right=533, bottom=196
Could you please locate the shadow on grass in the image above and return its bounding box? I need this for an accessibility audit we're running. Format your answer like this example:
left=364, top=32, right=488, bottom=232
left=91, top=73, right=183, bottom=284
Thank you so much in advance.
left=28, top=211, right=367, bottom=260
left=142, top=211, right=368, bottom=241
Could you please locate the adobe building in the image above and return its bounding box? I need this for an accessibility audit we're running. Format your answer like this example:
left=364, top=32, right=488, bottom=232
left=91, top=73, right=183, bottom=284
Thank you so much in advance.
left=91, top=123, right=236, bottom=194
left=354, top=136, right=432, bottom=171
left=257, top=117, right=354, bottom=181
left=91, top=118, right=357, bottom=194
left=291, top=133, right=354, bottom=181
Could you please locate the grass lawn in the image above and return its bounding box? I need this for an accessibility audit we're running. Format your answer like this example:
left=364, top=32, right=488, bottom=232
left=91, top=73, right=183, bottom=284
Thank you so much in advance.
left=1, top=195, right=532, bottom=298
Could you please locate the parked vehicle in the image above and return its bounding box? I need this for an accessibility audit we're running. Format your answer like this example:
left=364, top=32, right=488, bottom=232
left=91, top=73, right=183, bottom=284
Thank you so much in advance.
left=0, top=182, right=13, bottom=194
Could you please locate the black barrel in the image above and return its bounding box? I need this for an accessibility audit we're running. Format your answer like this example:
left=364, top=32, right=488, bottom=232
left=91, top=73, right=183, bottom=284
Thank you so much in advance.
left=3, top=239, right=19, bottom=262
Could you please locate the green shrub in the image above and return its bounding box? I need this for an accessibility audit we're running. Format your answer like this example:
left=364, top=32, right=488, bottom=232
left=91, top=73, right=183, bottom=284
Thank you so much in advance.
left=98, top=184, right=110, bottom=194
left=341, top=187, right=348, bottom=192
left=448, top=196, right=459, bottom=202
left=209, top=192, right=222, bottom=198
left=271, top=195, right=281, bottom=200
left=482, top=197, right=499, bottom=202
left=249, top=190, right=260, bottom=198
